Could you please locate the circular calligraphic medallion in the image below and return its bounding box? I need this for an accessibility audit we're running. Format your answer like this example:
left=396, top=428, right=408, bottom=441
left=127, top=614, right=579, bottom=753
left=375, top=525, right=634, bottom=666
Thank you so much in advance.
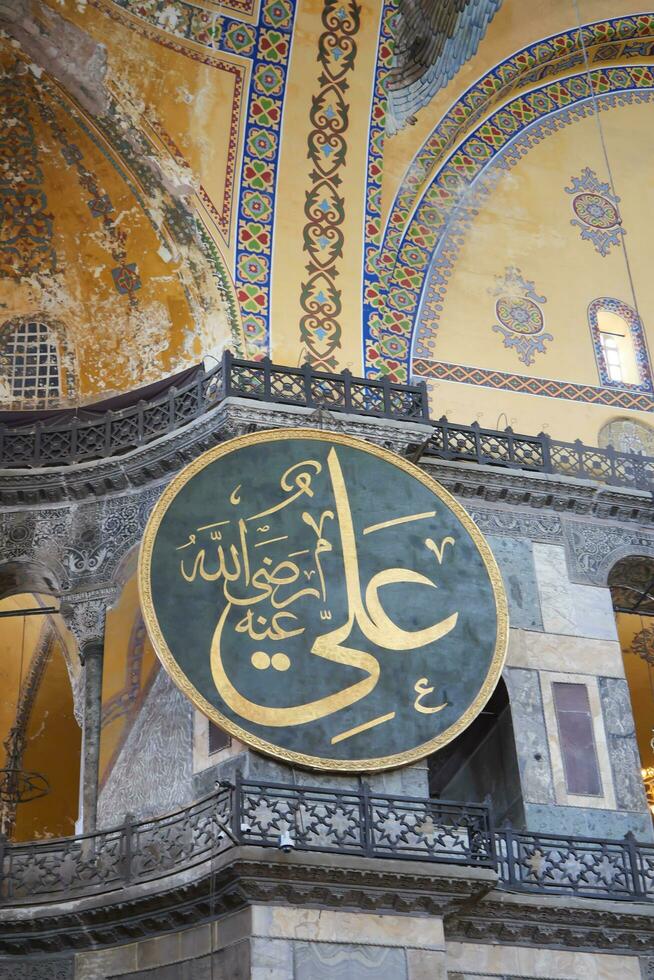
left=139, top=430, right=508, bottom=771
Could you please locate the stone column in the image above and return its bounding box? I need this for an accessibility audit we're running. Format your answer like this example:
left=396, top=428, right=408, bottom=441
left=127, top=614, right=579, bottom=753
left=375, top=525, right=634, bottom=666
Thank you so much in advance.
left=61, top=589, right=117, bottom=834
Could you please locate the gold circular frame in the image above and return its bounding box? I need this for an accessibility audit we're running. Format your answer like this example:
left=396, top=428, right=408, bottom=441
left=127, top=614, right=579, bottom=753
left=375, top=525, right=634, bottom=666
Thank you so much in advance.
left=138, top=428, right=508, bottom=772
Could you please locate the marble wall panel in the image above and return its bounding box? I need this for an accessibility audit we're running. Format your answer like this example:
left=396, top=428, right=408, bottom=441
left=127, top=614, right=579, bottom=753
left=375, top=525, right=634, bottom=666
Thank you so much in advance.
left=523, top=801, right=654, bottom=840
left=503, top=667, right=555, bottom=805
left=487, top=535, right=543, bottom=630
left=532, top=543, right=617, bottom=641
left=539, top=671, right=616, bottom=810
left=97, top=667, right=194, bottom=826
left=250, top=938, right=293, bottom=980
left=507, top=630, right=624, bottom=677
left=446, top=940, right=642, bottom=978
left=250, top=906, right=445, bottom=950
left=599, top=677, right=649, bottom=813
left=294, top=942, right=406, bottom=980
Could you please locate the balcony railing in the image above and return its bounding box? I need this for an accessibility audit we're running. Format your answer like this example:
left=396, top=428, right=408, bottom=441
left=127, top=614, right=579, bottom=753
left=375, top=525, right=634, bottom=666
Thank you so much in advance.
left=425, top=416, right=654, bottom=493
left=0, top=353, right=652, bottom=494
left=0, top=778, right=652, bottom=906
left=0, top=353, right=428, bottom=469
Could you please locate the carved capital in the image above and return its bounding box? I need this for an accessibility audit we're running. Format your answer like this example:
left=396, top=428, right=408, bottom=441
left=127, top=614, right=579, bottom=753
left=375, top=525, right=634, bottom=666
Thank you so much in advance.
left=60, top=588, right=118, bottom=663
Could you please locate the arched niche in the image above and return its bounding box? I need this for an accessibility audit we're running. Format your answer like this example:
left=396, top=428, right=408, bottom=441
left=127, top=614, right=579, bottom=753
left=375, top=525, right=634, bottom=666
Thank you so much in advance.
left=599, top=418, right=654, bottom=457
left=608, top=555, right=654, bottom=819
left=0, top=591, right=80, bottom=840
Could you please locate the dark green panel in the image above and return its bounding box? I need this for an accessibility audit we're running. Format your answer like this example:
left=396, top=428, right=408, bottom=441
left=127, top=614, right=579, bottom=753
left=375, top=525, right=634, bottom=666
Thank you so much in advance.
left=141, top=431, right=507, bottom=771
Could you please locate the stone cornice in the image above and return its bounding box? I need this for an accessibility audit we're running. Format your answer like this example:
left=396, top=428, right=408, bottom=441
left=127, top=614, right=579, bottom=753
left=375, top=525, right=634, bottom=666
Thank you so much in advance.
left=0, top=847, right=653, bottom=957
left=446, top=886, right=654, bottom=953
left=0, top=401, right=651, bottom=528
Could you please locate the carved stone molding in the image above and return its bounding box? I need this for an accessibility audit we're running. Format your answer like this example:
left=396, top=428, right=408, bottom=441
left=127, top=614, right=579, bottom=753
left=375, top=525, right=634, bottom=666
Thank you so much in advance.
left=564, top=520, right=654, bottom=586
left=446, top=888, right=654, bottom=954
left=0, top=847, right=652, bottom=958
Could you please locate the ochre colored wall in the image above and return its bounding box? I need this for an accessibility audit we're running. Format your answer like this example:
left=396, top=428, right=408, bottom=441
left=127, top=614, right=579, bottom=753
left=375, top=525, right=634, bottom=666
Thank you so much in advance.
left=1, top=0, right=653, bottom=441
left=0, top=594, right=80, bottom=841
left=617, top=611, right=654, bottom=778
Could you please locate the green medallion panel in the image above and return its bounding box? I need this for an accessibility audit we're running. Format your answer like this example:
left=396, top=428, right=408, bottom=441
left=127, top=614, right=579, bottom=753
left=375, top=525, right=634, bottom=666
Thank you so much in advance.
left=139, top=430, right=507, bottom=771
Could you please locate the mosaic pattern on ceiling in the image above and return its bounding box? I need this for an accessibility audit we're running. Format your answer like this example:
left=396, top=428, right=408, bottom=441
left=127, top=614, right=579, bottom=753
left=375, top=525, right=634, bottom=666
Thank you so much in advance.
left=490, top=267, right=552, bottom=367
left=589, top=297, right=652, bottom=393
left=92, top=0, right=246, bottom=242
left=386, top=0, right=503, bottom=134
left=0, top=76, right=56, bottom=281
left=564, top=166, right=624, bottom=257
left=363, top=14, right=654, bottom=379
left=363, top=0, right=396, bottom=303
left=35, top=92, right=142, bottom=306
left=375, top=15, right=654, bottom=292
left=412, top=89, right=654, bottom=376
left=97, top=0, right=295, bottom=358
left=369, top=70, right=654, bottom=387
left=300, top=0, right=360, bottom=370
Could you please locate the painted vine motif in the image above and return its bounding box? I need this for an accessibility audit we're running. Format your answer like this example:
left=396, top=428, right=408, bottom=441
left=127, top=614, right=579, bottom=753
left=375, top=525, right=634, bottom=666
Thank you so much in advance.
left=300, top=0, right=361, bottom=370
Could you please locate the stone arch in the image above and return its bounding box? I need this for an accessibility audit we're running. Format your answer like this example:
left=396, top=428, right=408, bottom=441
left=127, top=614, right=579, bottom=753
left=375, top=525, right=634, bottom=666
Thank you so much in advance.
left=364, top=12, right=654, bottom=380
left=594, top=544, right=654, bottom=591
left=0, top=559, right=62, bottom=600
left=608, top=555, right=654, bottom=617
left=599, top=417, right=654, bottom=456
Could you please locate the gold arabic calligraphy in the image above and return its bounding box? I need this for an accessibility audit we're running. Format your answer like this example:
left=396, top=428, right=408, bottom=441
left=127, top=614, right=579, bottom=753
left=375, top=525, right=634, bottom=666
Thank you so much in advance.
left=176, top=449, right=458, bottom=737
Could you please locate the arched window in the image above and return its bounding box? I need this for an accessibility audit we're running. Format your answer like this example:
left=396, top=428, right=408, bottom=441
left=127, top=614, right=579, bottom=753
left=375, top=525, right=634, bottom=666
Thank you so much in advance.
left=599, top=418, right=654, bottom=457
left=589, top=298, right=652, bottom=393
left=0, top=318, right=75, bottom=409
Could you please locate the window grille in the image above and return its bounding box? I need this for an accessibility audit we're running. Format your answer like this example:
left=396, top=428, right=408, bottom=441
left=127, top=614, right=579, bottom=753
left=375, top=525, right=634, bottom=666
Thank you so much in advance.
left=0, top=319, right=61, bottom=408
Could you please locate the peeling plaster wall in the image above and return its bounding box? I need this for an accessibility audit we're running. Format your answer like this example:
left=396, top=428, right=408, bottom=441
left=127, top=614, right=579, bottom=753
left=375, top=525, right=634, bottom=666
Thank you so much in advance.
left=0, top=0, right=240, bottom=407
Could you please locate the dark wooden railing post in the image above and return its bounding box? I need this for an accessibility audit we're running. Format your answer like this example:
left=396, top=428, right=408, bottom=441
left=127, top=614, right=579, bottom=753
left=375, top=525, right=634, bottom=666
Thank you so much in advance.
left=262, top=356, right=272, bottom=401
left=573, top=438, right=585, bottom=478
left=232, top=770, right=242, bottom=841
left=104, top=410, right=113, bottom=457
left=381, top=375, right=391, bottom=417
left=360, top=782, right=373, bottom=857
left=302, top=361, right=313, bottom=406
left=624, top=831, right=646, bottom=899
left=222, top=348, right=233, bottom=398
left=606, top=443, right=617, bottom=485
left=342, top=368, right=352, bottom=411
left=537, top=431, right=552, bottom=473
left=418, top=380, right=430, bottom=419
left=136, top=400, right=145, bottom=444
left=70, top=415, right=79, bottom=461
left=167, top=386, right=177, bottom=432
left=471, top=419, right=482, bottom=464
left=123, top=812, right=135, bottom=884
